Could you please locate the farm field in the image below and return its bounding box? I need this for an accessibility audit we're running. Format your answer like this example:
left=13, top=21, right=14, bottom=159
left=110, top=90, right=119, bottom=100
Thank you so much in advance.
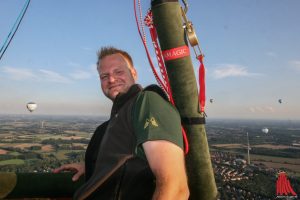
left=0, top=114, right=106, bottom=172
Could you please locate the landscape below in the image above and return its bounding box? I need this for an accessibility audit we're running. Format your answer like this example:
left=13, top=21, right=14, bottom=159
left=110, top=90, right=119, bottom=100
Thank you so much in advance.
left=0, top=114, right=299, bottom=199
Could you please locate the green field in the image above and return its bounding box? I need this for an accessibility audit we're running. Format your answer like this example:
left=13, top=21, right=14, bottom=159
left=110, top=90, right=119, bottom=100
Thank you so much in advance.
left=0, top=159, right=25, bottom=166
left=250, top=154, right=300, bottom=165
left=55, top=150, right=84, bottom=160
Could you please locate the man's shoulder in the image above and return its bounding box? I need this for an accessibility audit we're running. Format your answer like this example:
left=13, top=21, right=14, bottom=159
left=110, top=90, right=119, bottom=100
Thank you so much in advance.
left=94, top=120, right=110, bottom=133
left=134, top=84, right=179, bottom=117
left=142, top=84, right=168, bottom=101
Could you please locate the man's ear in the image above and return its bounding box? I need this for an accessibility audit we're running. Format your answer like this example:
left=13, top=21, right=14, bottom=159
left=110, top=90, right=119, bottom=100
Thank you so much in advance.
left=131, top=67, right=138, bottom=81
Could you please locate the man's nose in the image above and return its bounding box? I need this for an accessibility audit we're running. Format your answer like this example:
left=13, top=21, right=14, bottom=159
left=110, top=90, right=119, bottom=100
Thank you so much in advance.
left=108, top=75, right=116, bottom=82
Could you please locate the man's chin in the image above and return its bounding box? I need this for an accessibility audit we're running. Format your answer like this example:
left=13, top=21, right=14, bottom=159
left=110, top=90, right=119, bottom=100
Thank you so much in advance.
left=108, top=91, right=121, bottom=100
left=107, top=86, right=130, bottom=100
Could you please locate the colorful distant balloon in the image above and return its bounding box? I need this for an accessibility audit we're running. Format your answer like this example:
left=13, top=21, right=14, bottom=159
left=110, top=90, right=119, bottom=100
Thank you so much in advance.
left=262, top=127, right=269, bottom=134
left=278, top=99, right=282, bottom=104
left=26, top=102, right=37, bottom=112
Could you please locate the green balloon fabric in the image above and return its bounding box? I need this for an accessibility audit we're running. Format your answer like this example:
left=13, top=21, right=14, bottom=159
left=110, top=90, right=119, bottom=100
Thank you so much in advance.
left=151, top=1, right=218, bottom=199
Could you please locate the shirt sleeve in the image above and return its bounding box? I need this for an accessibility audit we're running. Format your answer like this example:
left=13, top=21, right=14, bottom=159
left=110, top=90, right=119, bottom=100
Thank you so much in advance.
left=133, top=90, right=183, bottom=158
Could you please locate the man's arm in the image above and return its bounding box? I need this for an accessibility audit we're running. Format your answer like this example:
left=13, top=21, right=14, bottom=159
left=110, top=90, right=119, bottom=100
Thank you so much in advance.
left=143, top=140, right=189, bottom=200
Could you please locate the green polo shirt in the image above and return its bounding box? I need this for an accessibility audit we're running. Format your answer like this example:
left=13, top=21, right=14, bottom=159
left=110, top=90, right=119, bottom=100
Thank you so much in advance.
left=133, top=90, right=183, bottom=159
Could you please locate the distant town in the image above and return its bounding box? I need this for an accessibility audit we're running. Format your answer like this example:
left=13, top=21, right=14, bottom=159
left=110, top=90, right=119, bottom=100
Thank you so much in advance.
left=0, top=114, right=299, bottom=199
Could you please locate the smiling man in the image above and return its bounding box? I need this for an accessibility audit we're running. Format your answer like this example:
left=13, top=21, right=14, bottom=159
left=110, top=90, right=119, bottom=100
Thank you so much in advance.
left=98, top=49, right=137, bottom=101
left=54, top=46, right=189, bottom=200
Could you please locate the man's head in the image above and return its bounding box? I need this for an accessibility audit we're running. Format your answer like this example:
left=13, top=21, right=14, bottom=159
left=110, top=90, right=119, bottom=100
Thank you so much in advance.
left=97, top=47, right=137, bottom=101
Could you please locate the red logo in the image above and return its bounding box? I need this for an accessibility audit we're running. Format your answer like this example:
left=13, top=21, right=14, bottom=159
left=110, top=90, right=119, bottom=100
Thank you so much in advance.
left=276, top=171, right=298, bottom=199
left=162, top=46, right=190, bottom=61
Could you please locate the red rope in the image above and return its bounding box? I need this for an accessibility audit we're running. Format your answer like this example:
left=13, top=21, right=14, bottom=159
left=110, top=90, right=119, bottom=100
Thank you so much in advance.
left=144, top=10, right=175, bottom=105
left=134, top=0, right=167, bottom=92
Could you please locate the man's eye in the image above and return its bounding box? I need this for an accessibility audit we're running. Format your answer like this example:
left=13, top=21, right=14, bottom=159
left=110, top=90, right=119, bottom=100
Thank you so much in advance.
left=100, top=75, right=108, bottom=80
left=115, top=70, right=123, bottom=75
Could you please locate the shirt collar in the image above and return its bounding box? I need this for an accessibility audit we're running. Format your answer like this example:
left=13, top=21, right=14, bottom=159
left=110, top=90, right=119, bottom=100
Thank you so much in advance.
left=110, top=84, right=142, bottom=118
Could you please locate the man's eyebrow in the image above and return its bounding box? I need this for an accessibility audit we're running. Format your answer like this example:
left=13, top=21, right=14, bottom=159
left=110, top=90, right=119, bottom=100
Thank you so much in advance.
left=100, top=72, right=108, bottom=77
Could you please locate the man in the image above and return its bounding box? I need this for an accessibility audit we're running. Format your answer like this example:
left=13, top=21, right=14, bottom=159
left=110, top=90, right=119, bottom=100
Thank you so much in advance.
left=53, top=46, right=189, bottom=200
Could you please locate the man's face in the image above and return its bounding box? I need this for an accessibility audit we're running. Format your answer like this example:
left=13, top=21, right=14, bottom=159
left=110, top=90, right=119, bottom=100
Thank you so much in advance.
left=98, top=53, right=137, bottom=101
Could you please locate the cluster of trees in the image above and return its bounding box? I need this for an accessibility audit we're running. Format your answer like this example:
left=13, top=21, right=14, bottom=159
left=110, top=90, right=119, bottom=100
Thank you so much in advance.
left=0, top=151, right=85, bottom=173
left=41, top=138, right=89, bottom=145
left=0, top=152, right=42, bottom=161
left=250, top=148, right=300, bottom=159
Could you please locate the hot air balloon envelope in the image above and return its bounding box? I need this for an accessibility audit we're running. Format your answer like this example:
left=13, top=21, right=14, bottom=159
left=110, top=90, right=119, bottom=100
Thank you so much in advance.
left=278, top=99, right=282, bottom=104
left=26, top=102, right=37, bottom=112
left=210, top=99, right=213, bottom=103
left=262, top=127, right=269, bottom=134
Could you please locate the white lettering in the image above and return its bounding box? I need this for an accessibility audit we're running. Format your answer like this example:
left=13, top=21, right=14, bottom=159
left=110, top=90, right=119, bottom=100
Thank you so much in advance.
left=163, top=46, right=189, bottom=61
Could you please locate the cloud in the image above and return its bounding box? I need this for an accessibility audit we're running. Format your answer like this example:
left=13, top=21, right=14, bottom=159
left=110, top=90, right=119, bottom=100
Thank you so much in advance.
left=39, top=69, right=71, bottom=83
left=69, top=70, right=92, bottom=80
left=249, top=106, right=275, bottom=113
left=266, top=106, right=275, bottom=112
left=1, top=66, right=95, bottom=83
left=1, top=66, right=37, bottom=80
left=289, top=60, right=300, bottom=71
left=212, top=64, right=260, bottom=79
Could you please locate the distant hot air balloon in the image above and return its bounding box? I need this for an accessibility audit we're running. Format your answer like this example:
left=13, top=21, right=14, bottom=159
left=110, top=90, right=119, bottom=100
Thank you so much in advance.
left=278, top=99, right=282, bottom=104
left=262, top=127, right=269, bottom=134
left=210, top=99, right=213, bottom=103
left=26, top=102, right=37, bottom=112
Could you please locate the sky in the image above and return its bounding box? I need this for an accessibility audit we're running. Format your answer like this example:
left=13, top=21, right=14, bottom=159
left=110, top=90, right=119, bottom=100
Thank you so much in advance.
left=0, top=0, right=300, bottom=120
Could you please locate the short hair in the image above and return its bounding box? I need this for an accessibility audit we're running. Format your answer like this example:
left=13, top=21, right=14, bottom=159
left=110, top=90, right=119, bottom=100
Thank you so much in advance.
left=97, top=46, right=134, bottom=69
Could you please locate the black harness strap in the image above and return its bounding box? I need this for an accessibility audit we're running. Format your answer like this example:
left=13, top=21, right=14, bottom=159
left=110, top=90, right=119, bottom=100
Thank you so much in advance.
left=181, top=117, right=205, bottom=125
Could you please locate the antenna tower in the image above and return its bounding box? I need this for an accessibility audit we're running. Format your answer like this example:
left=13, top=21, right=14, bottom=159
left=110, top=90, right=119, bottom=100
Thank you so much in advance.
left=247, top=132, right=251, bottom=165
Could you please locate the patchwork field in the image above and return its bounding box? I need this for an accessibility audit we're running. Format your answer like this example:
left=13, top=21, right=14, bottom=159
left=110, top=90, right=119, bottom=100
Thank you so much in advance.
left=211, top=143, right=300, bottom=176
